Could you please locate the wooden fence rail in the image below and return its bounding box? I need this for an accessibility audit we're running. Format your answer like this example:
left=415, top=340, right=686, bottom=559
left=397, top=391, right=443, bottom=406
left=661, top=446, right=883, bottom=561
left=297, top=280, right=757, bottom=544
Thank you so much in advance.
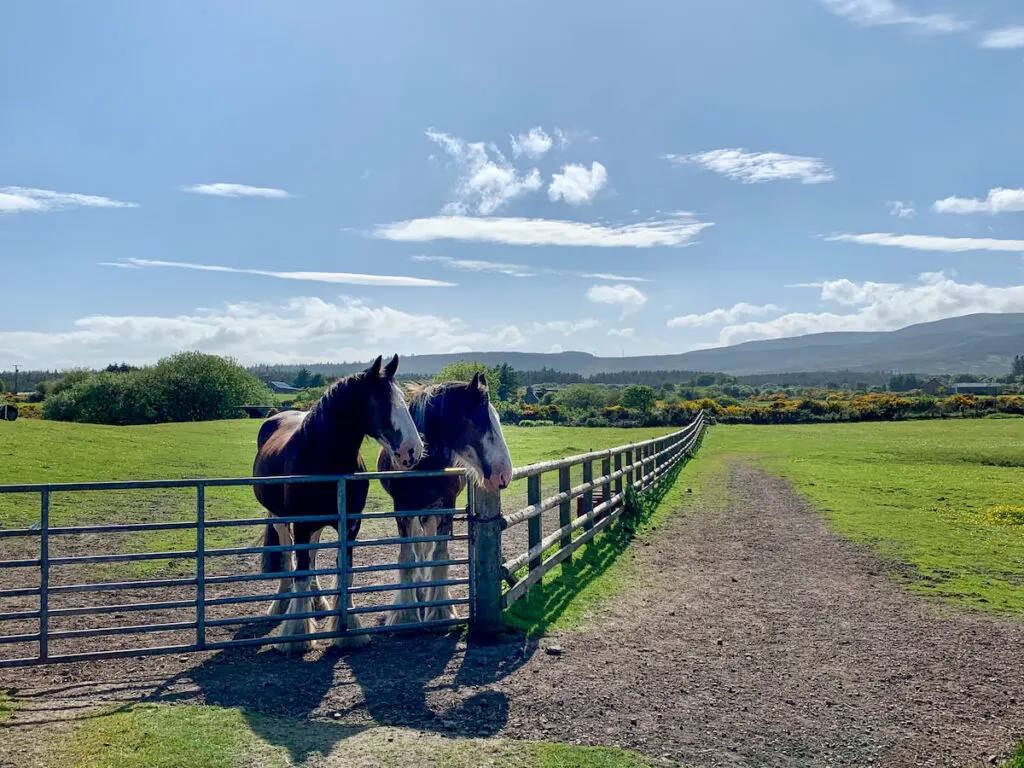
left=470, top=411, right=708, bottom=622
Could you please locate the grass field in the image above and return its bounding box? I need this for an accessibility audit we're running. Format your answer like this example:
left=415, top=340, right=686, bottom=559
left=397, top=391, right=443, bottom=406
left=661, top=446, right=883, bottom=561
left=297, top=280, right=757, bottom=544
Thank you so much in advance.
left=12, top=702, right=671, bottom=768
left=697, top=420, right=1024, bottom=615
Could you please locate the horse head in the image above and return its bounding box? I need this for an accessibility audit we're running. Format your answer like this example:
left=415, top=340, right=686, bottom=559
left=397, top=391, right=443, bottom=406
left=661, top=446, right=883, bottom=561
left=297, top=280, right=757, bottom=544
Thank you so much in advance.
left=360, top=354, right=424, bottom=469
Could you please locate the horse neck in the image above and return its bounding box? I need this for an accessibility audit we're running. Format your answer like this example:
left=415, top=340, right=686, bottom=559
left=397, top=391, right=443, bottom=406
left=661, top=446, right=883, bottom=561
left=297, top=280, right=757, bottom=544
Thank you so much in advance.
left=304, top=382, right=366, bottom=470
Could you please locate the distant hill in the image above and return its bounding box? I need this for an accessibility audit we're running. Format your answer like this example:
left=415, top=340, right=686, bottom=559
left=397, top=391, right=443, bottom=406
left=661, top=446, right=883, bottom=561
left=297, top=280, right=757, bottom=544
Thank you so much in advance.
left=248, top=313, right=1024, bottom=379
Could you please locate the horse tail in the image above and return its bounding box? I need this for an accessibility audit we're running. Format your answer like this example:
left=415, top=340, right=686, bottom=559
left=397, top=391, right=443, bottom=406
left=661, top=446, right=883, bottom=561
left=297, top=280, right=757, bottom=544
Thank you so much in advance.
left=262, top=519, right=283, bottom=575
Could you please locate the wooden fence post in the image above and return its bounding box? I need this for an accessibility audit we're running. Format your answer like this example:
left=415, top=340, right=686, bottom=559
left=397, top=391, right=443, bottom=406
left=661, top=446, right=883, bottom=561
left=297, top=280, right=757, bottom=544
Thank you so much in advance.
left=527, top=474, right=542, bottom=576
left=558, top=467, right=572, bottom=562
left=582, top=460, right=594, bottom=532
left=469, top=485, right=504, bottom=642
left=601, top=457, right=611, bottom=518
left=614, top=452, right=623, bottom=500
left=625, top=449, right=634, bottom=491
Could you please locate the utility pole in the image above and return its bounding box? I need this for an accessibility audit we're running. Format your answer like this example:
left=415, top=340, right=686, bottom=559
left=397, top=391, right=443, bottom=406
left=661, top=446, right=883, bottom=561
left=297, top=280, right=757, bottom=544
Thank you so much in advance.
left=12, top=365, right=19, bottom=394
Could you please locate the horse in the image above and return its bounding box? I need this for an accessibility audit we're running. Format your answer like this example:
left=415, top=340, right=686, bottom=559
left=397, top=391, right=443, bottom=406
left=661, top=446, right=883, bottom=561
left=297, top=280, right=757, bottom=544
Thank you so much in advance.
left=377, top=372, right=513, bottom=627
left=252, top=354, right=424, bottom=653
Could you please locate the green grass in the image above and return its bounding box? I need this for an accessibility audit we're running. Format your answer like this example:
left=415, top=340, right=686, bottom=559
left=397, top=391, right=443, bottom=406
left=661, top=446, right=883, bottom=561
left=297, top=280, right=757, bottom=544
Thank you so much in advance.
left=0, top=420, right=676, bottom=578
left=701, top=420, right=1024, bottom=614
left=0, top=689, right=13, bottom=722
left=1002, top=744, right=1024, bottom=768
left=46, top=703, right=671, bottom=768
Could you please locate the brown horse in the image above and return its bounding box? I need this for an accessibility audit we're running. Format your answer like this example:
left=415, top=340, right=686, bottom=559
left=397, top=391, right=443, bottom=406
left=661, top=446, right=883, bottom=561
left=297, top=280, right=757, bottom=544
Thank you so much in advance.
left=253, top=354, right=423, bottom=652
left=377, top=373, right=513, bottom=626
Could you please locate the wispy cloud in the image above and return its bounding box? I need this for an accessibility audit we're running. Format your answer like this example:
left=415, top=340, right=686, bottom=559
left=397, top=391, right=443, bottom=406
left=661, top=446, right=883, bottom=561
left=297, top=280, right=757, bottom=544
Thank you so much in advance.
left=980, top=26, right=1024, bottom=48
left=548, top=162, right=608, bottom=204
left=667, top=302, right=783, bottom=329
left=586, top=284, right=648, bottom=316
left=373, top=214, right=712, bottom=248
left=409, top=255, right=650, bottom=282
left=0, top=297, right=528, bottom=367
left=933, top=188, right=1024, bottom=215
left=577, top=272, right=650, bottom=283
left=697, top=272, right=1024, bottom=348
left=411, top=255, right=536, bottom=278
left=103, top=258, right=455, bottom=287
left=510, top=127, right=554, bottom=160
left=826, top=232, right=1024, bottom=253
left=888, top=200, right=915, bottom=218
left=607, top=327, right=635, bottom=338
left=0, top=186, right=138, bottom=214
left=531, top=319, right=600, bottom=335
left=180, top=183, right=293, bottom=199
left=664, top=149, right=835, bottom=185
left=818, top=0, right=970, bottom=33
left=426, top=128, right=542, bottom=215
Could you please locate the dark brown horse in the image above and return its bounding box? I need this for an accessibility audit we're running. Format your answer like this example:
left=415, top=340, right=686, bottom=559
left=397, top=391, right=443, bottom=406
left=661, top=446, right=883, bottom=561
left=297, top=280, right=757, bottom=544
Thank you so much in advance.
left=377, top=373, right=513, bottom=626
left=253, top=354, right=423, bottom=652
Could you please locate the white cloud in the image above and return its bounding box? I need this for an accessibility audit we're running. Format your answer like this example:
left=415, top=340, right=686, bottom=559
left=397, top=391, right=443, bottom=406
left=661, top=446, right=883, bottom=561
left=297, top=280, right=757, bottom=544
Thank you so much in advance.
left=818, top=0, right=969, bottom=33
left=608, top=327, right=635, bottom=338
left=548, top=162, right=608, bottom=205
left=0, top=297, right=529, bottom=368
left=408, top=256, right=650, bottom=282
left=700, top=272, right=1024, bottom=348
left=372, top=213, right=711, bottom=248
left=826, top=232, right=1024, bottom=252
left=531, top=319, right=600, bottom=335
left=0, top=186, right=138, bottom=214
left=888, top=200, right=915, bottom=218
left=664, top=149, right=835, bottom=185
left=577, top=272, right=651, bottom=283
left=549, top=343, right=564, bottom=354
left=105, top=258, right=455, bottom=288
left=411, top=255, right=536, bottom=277
left=587, top=284, right=648, bottom=317
left=980, top=26, right=1024, bottom=48
left=180, top=183, right=292, bottom=199
left=667, top=302, right=783, bottom=329
left=426, top=128, right=542, bottom=215
left=510, top=127, right=554, bottom=160
left=933, top=188, right=1024, bottom=215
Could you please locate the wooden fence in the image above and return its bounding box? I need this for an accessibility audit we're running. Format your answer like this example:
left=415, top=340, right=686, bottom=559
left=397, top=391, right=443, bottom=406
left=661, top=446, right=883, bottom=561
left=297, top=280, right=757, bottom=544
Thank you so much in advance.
left=468, top=411, right=708, bottom=635
left=0, top=413, right=708, bottom=663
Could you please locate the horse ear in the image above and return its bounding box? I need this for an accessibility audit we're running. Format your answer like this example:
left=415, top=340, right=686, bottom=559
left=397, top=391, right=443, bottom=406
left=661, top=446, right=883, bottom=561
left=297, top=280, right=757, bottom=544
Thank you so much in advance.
left=383, top=354, right=399, bottom=379
left=471, top=371, right=488, bottom=391
left=366, top=355, right=383, bottom=378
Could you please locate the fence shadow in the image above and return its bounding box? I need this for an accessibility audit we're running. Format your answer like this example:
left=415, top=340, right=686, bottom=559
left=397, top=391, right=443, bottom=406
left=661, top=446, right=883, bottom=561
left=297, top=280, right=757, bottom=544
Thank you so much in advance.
left=503, top=455, right=692, bottom=636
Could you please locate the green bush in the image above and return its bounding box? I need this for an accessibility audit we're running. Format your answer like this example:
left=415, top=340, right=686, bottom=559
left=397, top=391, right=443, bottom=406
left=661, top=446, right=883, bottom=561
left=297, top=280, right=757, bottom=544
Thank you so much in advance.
left=43, top=353, right=273, bottom=425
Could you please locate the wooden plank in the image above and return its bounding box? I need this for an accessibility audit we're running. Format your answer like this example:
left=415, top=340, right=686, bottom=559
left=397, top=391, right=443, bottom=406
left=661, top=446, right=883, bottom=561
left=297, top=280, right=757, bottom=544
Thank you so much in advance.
left=582, top=460, right=594, bottom=533
left=527, top=475, right=542, bottom=575
left=469, top=486, right=504, bottom=642
left=558, top=466, right=572, bottom=561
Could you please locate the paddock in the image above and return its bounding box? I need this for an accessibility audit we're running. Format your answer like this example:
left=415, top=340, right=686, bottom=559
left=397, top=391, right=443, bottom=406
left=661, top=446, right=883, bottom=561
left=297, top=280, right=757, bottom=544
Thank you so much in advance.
left=0, top=416, right=707, bottom=667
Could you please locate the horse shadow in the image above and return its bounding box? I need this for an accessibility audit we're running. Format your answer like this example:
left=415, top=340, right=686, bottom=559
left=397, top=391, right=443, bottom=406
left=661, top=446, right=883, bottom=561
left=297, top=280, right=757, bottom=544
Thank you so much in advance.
left=144, top=621, right=537, bottom=764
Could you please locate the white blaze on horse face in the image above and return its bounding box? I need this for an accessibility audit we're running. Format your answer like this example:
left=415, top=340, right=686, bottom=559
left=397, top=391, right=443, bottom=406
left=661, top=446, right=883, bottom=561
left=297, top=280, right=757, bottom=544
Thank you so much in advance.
left=385, top=381, right=424, bottom=469
left=481, top=403, right=513, bottom=491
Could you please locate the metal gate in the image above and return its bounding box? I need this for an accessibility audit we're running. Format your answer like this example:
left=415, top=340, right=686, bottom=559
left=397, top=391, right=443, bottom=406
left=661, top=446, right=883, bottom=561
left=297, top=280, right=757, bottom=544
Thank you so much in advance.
left=0, top=469, right=471, bottom=668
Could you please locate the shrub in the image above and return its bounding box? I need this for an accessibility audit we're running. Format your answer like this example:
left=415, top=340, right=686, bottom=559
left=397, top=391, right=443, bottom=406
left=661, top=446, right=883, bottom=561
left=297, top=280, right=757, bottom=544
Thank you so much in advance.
left=43, top=353, right=273, bottom=425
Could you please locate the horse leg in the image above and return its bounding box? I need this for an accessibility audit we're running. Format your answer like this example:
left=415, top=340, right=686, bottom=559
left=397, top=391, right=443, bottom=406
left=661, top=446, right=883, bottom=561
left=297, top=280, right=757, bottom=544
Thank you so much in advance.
left=265, top=521, right=295, bottom=617
left=422, top=512, right=457, bottom=623
left=308, top=526, right=334, bottom=614
left=270, top=521, right=318, bottom=654
left=386, top=515, right=423, bottom=626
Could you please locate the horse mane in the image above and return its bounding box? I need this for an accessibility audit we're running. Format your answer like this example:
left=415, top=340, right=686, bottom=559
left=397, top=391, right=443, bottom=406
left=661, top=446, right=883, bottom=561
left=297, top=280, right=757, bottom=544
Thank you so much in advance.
left=301, top=370, right=364, bottom=445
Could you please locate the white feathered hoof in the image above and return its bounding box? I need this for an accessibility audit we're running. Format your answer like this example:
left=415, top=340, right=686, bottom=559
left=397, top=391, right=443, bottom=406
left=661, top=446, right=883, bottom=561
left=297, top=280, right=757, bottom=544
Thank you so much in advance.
left=325, top=613, right=371, bottom=649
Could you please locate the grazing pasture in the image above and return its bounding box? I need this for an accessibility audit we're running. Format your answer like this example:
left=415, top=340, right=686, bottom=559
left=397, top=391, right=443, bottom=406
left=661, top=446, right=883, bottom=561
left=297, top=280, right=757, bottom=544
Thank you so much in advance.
left=3, top=418, right=1024, bottom=767
left=700, top=420, right=1024, bottom=614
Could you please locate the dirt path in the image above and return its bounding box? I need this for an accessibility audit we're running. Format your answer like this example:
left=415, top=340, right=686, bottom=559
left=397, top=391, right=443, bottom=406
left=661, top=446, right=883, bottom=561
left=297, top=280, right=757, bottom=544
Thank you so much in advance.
left=4, top=463, right=1023, bottom=767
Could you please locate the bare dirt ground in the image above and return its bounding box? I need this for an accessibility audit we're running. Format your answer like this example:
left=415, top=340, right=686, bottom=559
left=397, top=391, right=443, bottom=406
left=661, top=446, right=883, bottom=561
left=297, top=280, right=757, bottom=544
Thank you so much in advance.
left=3, top=463, right=1024, bottom=767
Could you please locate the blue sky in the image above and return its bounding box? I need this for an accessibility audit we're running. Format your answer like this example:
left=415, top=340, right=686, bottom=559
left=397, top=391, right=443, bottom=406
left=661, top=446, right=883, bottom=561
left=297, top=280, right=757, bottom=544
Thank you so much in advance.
left=2, top=0, right=1024, bottom=368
